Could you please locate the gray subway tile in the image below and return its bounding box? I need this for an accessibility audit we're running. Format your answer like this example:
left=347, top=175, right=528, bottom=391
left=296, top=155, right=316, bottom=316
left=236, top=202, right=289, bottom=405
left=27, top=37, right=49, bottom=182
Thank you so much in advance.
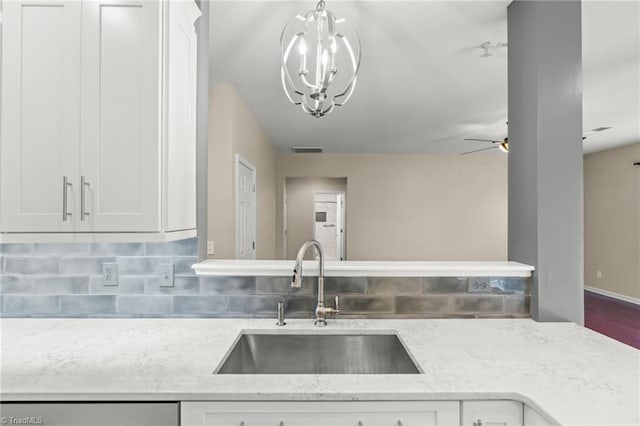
left=116, top=257, right=171, bottom=275
left=490, top=277, right=529, bottom=295
left=395, top=296, right=450, bottom=314
left=172, top=257, right=198, bottom=275
left=89, top=276, right=146, bottom=294
left=173, top=295, right=228, bottom=314
left=145, top=238, right=198, bottom=256
left=0, top=244, right=35, bottom=255
left=506, top=295, right=531, bottom=315
left=0, top=275, right=35, bottom=294
left=256, top=276, right=312, bottom=295
left=145, top=276, right=199, bottom=294
left=228, top=296, right=283, bottom=314
left=117, top=295, right=172, bottom=314
left=367, top=277, right=421, bottom=295
left=3, top=295, right=60, bottom=315
left=60, top=295, right=116, bottom=314
left=0, top=256, right=5, bottom=273
left=451, top=295, right=505, bottom=313
left=5, top=257, right=60, bottom=274
left=200, top=276, right=255, bottom=295
left=338, top=296, right=393, bottom=313
left=35, top=243, right=90, bottom=255
left=34, top=276, right=89, bottom=294
left=324, top=277, right=367, bottom=294
left=422, top=277, right=469, bottom=294
left=283, top=296, right=316, bottom=314
left=90, top=243, right=145, bottom=256
left=60, top=257, right=115, bottom=274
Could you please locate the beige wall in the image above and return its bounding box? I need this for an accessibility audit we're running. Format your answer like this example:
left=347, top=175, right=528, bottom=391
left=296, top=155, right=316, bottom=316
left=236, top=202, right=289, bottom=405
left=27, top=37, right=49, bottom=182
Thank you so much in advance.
left=584, top=143, right=640, bottom=299
left=276, top=153, right=508, bottom=261
left=208, top=86, right=277, bottom=259
left=285, top=177, right=347, bottom=260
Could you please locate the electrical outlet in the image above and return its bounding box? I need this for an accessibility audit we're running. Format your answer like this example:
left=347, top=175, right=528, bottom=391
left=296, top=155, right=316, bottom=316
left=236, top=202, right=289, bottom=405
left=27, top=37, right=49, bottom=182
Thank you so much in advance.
left=159, top=263, right=174, bottom=287
left=468, top=277, right=491, bottom=293
left=596, top=270, right=602, bottom=279
left=103, top=262, right=118, bottom=286
left=207, top=240, right=215, bottom=255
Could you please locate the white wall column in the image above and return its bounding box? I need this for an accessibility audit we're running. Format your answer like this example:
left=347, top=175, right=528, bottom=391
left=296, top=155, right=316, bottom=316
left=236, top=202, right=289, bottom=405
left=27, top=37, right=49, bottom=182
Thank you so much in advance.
left=508, top=0, right=584, bottom=324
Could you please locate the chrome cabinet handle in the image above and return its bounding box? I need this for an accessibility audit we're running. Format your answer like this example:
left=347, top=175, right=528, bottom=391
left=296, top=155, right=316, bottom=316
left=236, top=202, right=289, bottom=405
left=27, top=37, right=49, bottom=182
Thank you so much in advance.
left=80, top=176, right=90, bottom=221
left=62, top=176, right=72, bottom=221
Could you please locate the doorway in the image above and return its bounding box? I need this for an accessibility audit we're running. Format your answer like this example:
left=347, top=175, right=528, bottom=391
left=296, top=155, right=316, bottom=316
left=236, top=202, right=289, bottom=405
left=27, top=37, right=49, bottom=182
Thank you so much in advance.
left=235, top=155, right=256, bottom=259
left=283, top=177, right=347, bottom=260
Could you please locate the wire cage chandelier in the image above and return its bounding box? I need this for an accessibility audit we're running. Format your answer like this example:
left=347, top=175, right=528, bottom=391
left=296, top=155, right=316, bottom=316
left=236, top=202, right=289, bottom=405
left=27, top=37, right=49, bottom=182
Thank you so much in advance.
left=280, top=0, right=361, bottom=118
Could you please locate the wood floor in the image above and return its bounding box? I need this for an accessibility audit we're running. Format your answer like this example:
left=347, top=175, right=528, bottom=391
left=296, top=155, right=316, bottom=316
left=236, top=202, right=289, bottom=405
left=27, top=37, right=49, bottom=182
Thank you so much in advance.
left=584, top=290, right=640, bottom=349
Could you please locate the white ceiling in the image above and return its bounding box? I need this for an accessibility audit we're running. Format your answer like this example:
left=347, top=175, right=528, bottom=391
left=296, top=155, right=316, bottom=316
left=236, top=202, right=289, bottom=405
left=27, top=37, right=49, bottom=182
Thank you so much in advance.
left=209, top=1, right=640, bottom=154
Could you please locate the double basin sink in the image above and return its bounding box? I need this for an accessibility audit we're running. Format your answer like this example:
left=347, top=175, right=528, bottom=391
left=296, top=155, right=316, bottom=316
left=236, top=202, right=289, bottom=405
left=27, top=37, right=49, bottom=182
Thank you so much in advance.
left=215, top=332, right=422, bottom=374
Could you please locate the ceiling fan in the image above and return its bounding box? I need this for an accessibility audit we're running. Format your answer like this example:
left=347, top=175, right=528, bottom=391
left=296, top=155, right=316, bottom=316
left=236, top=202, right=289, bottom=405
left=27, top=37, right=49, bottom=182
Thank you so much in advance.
left=460, top=127, right=612, bottom=155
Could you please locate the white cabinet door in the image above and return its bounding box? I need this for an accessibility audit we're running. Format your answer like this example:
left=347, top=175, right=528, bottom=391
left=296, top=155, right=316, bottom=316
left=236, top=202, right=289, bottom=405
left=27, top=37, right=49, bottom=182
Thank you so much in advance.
left=181, top=401, right=460, bottom=426
left=164, top=0, right=199, bottom=232
left=0, top=0, right=81, bottom=232
left=79, top=0, right=161, bottom=232
left=462, top=401, right=523, bottom=426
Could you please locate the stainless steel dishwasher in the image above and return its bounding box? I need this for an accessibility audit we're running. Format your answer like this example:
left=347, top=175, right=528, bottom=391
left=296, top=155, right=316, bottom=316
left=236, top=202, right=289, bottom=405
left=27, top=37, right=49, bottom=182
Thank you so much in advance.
left=0, top=402, right=178, bottom=426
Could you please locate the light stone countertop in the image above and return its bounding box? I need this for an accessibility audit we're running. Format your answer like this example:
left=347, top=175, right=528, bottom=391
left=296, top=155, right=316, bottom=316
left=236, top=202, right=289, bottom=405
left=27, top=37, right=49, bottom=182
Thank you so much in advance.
left=192, top=260, right=535, bottom=277
left=1, top=318, right=638, bottom=425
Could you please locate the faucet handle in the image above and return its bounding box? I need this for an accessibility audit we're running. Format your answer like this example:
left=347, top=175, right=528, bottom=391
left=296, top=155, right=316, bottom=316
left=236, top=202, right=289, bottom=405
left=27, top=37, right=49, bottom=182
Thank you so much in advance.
left=334, top=295, right=340, bottom=312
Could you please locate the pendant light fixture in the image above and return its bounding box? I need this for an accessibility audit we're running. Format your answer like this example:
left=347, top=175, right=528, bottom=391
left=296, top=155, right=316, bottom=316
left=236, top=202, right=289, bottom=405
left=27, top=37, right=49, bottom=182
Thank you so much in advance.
left=280, top=0, right=361, bottom=118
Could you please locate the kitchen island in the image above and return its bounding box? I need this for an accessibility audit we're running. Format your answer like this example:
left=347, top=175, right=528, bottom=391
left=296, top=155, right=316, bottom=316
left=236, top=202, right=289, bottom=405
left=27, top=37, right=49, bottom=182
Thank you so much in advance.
left=1, top=318, right=637, bottom=425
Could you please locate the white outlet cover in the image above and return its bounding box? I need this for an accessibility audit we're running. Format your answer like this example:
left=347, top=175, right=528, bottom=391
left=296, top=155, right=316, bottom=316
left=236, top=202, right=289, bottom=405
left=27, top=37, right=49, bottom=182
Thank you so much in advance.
left=467, top=277, right=491, bottom=293
left=102, top=262, right=118, bottom=286
left=207, top=241, right=215, bottom=255
left=159, top=263, right=175, bottom=287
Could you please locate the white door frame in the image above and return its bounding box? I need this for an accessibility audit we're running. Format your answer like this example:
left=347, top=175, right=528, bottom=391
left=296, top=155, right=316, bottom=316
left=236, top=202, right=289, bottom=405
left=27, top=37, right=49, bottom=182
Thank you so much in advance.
left=235, top=154, right=256, bottom=259
left=282, top=182, right=288, bottom=260
left=312, top=191, right=346, bottom=261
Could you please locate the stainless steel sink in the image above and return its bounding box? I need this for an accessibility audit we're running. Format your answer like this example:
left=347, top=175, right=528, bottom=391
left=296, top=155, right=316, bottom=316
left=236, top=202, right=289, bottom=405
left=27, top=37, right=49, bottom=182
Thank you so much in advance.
left=214, top=333, right=422, bottom=374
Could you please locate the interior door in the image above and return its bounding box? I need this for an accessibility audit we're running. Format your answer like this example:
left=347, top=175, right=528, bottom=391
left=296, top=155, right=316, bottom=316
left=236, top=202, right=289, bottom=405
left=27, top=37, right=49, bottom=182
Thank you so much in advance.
left=0, top=0, right=81, bottom=232
left=236, top=156, right=256, bottom=259
left=79, top=0, right=161, bottom=232
left=313, top=192, right=345, bottom=260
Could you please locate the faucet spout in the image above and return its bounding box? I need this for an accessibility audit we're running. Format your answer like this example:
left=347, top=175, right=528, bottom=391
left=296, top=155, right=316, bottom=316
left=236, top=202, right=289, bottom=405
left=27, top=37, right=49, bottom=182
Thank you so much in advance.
left=290, top=239, right=338, bottom=326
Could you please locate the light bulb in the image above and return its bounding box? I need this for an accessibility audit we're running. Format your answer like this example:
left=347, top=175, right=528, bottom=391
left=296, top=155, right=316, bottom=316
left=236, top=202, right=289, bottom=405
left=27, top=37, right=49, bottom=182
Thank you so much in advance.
left=298, top=39, right=307, bottom=55
left=321, top=49, right=329, bottom=67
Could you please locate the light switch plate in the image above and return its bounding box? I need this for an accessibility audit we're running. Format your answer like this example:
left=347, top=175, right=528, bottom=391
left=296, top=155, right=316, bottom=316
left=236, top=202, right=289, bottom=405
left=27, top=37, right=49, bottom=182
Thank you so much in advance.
left=159, top=263, right=174, bottom=287
left=103, top=262, right=118, bottom=286
left=467, top=277, right=491, bottom=293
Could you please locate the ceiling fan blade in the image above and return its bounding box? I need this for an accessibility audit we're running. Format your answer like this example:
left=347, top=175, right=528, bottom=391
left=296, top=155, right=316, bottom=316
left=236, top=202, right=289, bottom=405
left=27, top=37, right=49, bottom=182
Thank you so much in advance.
left=464, top=138, right=500, bottom=143
left=460, top=146, right=499, bottom=155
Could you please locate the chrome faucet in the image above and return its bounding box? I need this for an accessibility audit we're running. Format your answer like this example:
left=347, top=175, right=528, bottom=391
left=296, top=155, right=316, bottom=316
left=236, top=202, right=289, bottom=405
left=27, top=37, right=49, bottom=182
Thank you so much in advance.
left=291, top=239, right=339, bottom=326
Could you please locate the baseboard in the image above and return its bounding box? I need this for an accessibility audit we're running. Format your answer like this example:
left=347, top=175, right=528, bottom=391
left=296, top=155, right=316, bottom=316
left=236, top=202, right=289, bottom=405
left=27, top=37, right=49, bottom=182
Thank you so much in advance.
left=584, top=286, right=640, bottom=306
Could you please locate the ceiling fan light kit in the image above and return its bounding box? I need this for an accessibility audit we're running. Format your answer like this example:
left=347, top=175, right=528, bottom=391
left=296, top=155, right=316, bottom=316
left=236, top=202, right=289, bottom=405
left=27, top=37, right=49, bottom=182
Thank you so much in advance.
left=280, top=0, right=361, bottom=118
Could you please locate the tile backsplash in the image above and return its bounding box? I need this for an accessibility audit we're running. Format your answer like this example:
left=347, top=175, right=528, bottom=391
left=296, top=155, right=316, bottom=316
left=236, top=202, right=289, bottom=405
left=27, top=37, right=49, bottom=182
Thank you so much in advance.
left=0, top=238, right=530, bottom=318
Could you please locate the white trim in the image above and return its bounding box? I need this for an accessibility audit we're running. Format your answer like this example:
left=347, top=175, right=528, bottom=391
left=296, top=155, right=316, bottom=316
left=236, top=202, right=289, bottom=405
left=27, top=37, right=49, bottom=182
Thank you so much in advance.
left=584, top=286, right=640, bottom=306
left=0, top=229, right=196, bottom=244
left=235, top=154, right=256, bottom=259
left=193, top=260, right=535, bottom=277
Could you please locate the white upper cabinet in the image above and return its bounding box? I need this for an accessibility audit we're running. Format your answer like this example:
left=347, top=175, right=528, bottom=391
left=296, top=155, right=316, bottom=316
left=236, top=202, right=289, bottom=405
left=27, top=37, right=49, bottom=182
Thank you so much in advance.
left=0, top=0, right=200, bottom=242
left=0, top=0, right=82, bottom=233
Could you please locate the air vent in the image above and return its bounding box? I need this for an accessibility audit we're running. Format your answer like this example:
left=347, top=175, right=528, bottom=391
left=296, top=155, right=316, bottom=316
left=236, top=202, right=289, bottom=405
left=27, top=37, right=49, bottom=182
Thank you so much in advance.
left=291, top=147, right=324, bottom=153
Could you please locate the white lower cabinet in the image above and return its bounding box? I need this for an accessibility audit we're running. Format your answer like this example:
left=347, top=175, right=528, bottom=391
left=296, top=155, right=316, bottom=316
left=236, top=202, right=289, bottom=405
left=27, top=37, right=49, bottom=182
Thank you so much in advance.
left=461, top=401, right=523, bottom=426
left=181, top=401, right=461, bottom=426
